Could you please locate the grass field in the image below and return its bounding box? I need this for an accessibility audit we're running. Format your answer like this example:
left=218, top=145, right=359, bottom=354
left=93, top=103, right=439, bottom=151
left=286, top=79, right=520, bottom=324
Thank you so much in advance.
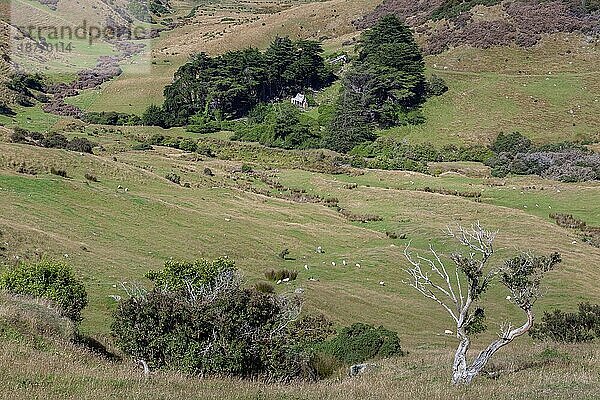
left=0, top=133, right=599, bottom=397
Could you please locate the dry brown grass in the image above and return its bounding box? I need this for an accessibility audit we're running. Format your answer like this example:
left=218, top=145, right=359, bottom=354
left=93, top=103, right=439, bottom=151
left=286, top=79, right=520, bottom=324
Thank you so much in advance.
left=0, top=332, right=598, bottom=400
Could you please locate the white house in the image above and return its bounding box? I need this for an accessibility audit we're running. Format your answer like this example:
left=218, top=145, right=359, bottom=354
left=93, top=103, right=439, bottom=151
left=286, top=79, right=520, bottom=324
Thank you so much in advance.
left=291, top=93, right=308, bottom=109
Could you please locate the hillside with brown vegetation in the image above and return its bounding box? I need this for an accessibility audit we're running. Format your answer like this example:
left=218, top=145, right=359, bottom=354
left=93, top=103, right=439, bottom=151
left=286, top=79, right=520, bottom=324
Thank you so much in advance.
left=357, top=0, right=600, bottom=54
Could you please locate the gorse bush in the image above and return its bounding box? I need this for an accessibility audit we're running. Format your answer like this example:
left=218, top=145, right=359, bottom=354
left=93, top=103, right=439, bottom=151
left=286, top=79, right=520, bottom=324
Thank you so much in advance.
left=318, top=323, right=405, bottom=364
left=165, top=172, right=181, bottom=184
left=112, top=258, right=332, bottom=381
left=490, top=132, right=533, bottom=155
left=530, top=303, right=600, bottom=343
left=0, top=260, right=88, bottom=324
left=145, top=257, right=236, bottom=291
left=50, top=167, right=68, bottom=178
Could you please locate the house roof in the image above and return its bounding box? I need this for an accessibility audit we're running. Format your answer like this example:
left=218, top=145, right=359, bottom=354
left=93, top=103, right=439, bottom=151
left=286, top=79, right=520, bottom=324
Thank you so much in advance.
left=292, top=93, right=306, bottom=103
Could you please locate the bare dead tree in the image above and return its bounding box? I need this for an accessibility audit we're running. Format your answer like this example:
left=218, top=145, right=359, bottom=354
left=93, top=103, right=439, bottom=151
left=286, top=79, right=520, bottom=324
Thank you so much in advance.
left=403, top=222, right=561, bottom=385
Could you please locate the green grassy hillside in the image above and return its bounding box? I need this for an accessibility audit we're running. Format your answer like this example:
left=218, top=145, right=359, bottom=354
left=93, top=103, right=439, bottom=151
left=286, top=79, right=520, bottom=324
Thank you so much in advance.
left=1, top=0, right=599, bottom=397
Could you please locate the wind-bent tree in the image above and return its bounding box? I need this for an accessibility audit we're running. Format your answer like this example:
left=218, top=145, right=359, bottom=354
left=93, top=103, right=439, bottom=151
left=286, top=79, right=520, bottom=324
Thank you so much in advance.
left=403, top=223, right=561, bottom=384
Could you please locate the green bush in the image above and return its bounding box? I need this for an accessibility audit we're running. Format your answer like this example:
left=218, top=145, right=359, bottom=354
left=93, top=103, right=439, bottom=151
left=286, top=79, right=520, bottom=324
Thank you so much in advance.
left=318, top=323, right=404, bottom=364
left=132, top=143, right=153, bottom=151
left=83, top=111, right=141, bottom=126
left=490, top=132, right=532, bottom=155
left=145, top=257, right=236, bottom=291
left=142, top=104, right=168, bottom=128
left=165, top=172, right=181, bottom=185
left=0, top=260, right=88, bottom=323
left=178, top=138, right=198, bottom=153
left=426, top=74, right=449, bottom=97
left=66, top=137, right=95, bottom=153
left=530, top=303, right=600, bottom=343
left=112, top=258, right=332, bottom=380
left=50, top=167, right=68, bottom=178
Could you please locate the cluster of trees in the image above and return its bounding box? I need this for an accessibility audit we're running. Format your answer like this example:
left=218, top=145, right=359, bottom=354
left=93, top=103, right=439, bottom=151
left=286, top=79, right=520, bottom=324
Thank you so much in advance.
left=232, top=15, right=435, bottom=153
left=323, top=15, right=428, bottom=152
left=83, top=111, right=141, bottom=126
left=486, top=132, right=600, bottom=182
left=10, top=127, right=96, bottom=154
left=139, top=15, right=439, bottom=155
left=231, top=102, right=322, bottom=150
left=146, top=37, right=334, bottom=128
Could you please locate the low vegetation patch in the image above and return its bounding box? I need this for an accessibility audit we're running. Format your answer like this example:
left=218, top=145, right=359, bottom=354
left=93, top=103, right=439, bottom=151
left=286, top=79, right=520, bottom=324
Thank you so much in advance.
left=264, top=268, right=298, bottom=282
left=550, top=213, right=600, bottom=247
left=9, top=127, right=96, bottom=154
left=486, top=132, right=599, bottom=182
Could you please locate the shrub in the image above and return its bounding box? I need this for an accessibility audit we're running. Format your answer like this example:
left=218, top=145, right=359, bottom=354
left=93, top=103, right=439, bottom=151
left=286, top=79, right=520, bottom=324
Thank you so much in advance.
left=203, top=167, right=214, bottom=176
left=112, top=258, right=331, bottom=380
left=66, top=137, right=95, bottom=154
left=145, top=257, right=236, bottom=291
left=0, top=101, right=15, bottom=116
left=426, top=74, right=449, bottom=97
left=490, top=132, right=532, bottom=155
left=178, top=138, right=198, bottom=153
left=50, top=167, right=68, bottom=178
left=165, top=172, right=181, bottom=185
left=0, top=260, right=88, bottom=323
left=9, top=127, right=31, bottom=144
left=254, top=282, right=275, bottom=294
left=83, top=112, right=141, bottom=126
left=147, top=133, right=166, bottom=145
left=264, top=269, right=298, bottom=282
left=132, top=143, right=153, bottom=151
left=187, top=120, right=222, bottom=134
left=42, top=133, right=69, bottom=149
left=84, top=173, right=98, bottom=182
left=142, top=104, right=167, bottom=127
left=530, top=303, right=600, bottom=343
left=241, top=164, right=253, bottom=173
left=318, top=323, right=404, bottom=364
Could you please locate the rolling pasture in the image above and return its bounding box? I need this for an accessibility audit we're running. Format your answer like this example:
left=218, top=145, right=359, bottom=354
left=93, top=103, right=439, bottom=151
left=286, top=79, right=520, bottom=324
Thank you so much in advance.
left=0, top=0, right=599, bottom=398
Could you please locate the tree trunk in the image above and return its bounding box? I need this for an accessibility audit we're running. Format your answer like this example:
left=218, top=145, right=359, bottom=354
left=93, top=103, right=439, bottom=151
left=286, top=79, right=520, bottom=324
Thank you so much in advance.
left=451, top=337, right=470, bottom=384
left=451, top=309, right=534, bottom=385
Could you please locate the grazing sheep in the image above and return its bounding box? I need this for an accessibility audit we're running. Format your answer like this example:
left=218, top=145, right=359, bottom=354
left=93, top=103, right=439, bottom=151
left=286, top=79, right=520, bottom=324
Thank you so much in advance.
left=304, top=264, right=309, bottom=270
left=379, top=281, right=385, bottom=286
left=331, top=261, right=336, bottom=266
